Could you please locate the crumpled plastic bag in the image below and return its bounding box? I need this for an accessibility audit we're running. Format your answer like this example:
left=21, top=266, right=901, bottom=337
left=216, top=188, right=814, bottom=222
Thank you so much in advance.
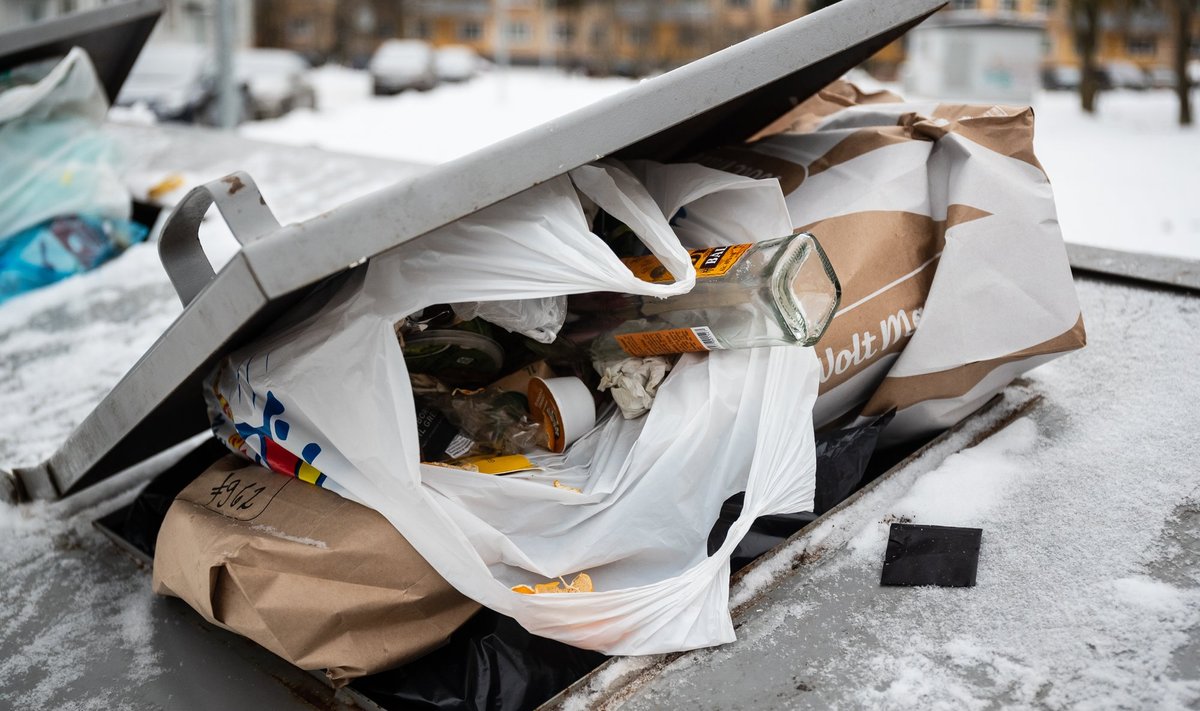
left=451, top=295, right=567, bottom=344
left=0, top=47, right=130, bottom=239
left=0, top=48, right=140, bottom=302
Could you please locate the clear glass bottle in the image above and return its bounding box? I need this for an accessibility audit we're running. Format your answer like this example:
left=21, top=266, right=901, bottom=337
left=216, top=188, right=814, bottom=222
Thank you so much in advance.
left=576, top=232, right=841, bottom=361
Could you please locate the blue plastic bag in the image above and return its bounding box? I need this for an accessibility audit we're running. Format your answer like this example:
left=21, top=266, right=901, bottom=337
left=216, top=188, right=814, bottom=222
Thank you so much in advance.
left=0, top=215, right=147, bottom=304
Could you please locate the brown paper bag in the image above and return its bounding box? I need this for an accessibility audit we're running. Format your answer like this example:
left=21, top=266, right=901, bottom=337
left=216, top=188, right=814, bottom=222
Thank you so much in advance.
left=695, top=81, right=1085, bottom=440
left=152, top=455, right=480, bottom=686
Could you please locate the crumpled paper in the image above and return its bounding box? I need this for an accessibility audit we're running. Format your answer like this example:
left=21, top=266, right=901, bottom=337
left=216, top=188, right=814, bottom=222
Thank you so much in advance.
left=596, top=356, right=673, bottom=419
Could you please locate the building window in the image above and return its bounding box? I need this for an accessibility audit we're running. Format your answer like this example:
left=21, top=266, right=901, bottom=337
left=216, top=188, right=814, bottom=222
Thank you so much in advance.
left=727, top=0, right=750, bottom=7
left=415, top=19, right=430, bottom=39
left=627, top=26, right=649, bottom=46
left=1038, top=0, right=1055, bottom=12
left=288, top=17, right=314, bottom=42
left=459, top=20, right=482, bottom=41
left=590, top=25, right=607, bottom=48
left=1126, top=36, right=1157, bottom=56
left=556, top=21, right=575, bottom=43
left=950, top=0, right=977, bottom=9
left=998, top=0, right=1017, bottom=11
left=506, top=21, right=531, bottom=43
left=773, top=0, right=790, bottom=9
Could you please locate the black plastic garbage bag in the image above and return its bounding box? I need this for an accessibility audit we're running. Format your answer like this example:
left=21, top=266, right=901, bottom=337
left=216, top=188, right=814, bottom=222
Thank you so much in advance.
left=351, top=610, right=607, bottom=711
left=812, top=411, right=894, bottom=514
left=708, top=413, right=893, bottom=572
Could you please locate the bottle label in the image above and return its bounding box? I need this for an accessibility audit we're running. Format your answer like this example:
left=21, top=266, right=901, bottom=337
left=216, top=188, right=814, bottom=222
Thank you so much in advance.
left=622, top=244, right=753, bottom=283
left=614, top=326, right=724, bottom=357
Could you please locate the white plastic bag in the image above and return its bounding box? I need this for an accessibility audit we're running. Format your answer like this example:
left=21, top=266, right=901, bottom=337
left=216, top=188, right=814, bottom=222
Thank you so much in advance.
left=0, top=48, right=130, bottom=238
left=205, top=160, right=819, bottom=654
left=450, top=295, right=567, bottom=344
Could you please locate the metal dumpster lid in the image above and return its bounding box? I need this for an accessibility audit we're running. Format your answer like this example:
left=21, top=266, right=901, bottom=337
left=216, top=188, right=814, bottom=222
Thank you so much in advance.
left=11, top=0, right=945, bottom=501
left=0, top=0, right=163, bottom=105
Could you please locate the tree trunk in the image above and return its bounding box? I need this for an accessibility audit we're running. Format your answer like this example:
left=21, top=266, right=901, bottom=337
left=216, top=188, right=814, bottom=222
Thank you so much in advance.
left=1174, top=0, right=1194, bottom=126
left=1075, top=1, right=1100, bottom=114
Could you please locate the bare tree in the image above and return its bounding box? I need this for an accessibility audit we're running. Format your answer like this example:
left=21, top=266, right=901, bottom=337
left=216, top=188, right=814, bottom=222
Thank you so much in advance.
left=1069, top=0, right=1104, bottom=113
left=1168, top=0, right=1195, bottom=125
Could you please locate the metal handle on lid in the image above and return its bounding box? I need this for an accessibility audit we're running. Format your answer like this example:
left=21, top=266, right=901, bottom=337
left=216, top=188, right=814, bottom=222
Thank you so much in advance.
left=158, top=171, right=281, bottom=307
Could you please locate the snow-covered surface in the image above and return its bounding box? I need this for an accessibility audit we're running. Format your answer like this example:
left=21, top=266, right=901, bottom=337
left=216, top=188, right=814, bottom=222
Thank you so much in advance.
left=1033, top=90, right=1200, bottom=262
left=240, top=65, right=636, bottom=165
left=0, top=65, right=1197, bottom=707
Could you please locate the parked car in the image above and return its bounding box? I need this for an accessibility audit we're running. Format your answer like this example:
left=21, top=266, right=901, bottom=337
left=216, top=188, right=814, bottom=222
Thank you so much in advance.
left=434, top=44, right=481, bottom=83
left=236, top=48, right=316, bottom=120
left=116, top=43, right=214, bottom=122
left=1101, top=60, right=1148, bottom=90
left=1041, top=65, right=1081, bottom=91
left=116, top=43, right=249, bottom=125
left=369, top=40, right=437, bottom=95
left=1146, top=65, right=1176, bottom=89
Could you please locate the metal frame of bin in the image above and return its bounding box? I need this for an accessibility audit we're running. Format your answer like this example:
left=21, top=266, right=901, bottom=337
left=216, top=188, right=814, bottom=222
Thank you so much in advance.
left=6, top=0, right=948, bottom=502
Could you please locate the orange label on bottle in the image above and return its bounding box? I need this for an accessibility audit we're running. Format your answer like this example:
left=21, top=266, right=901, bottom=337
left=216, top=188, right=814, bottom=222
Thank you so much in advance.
left=622, top=244, right=753, bottom=284
left=614, top=326, right=721, bottom=357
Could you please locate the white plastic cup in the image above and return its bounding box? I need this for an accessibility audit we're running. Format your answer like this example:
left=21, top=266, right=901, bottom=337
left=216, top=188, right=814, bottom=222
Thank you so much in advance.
left=527, top=376, right=596, bottom=453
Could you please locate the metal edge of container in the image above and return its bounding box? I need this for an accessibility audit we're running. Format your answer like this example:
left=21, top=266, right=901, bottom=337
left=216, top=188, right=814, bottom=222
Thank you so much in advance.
left=16, top=0, right=945, bottom=502
left=0, top=0, right=164, bottom=104
left=539, top=386, right=1044, bottom=711
left=1066, top=242, right=1200, bottom=295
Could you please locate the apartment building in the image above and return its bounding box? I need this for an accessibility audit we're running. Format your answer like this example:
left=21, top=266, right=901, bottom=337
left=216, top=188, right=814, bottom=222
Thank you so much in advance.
left=946, top=0, right=1199, bottom=71
left=403, top=0, right=820, bottom=75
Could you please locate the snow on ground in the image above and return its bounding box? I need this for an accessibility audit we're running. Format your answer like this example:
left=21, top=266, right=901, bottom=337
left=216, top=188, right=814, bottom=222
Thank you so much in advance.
left=240, top=65, right=636, bottom=165
left=1033, top=89, right=1200, bottom=262
left=0, top=64, right=1198, bottom=707
left=0, top=243, right=180, bottom=467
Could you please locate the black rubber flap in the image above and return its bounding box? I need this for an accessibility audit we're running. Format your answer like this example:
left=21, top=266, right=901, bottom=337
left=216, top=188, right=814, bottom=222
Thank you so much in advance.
left=880, top=523, right=982, bottom=588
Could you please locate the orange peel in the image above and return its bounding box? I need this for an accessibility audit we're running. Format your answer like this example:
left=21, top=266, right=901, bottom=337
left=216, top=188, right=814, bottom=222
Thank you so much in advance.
left=510, top=572, right=594, bottom=595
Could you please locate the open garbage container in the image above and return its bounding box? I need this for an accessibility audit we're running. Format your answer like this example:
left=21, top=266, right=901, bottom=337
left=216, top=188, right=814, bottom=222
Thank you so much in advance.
left=1, top=0, right=1087, bottom=706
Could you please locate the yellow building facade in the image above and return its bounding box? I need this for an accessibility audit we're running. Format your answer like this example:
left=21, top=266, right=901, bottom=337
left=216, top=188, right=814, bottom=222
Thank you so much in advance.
left=402, top=0, right=1199, bottom=77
